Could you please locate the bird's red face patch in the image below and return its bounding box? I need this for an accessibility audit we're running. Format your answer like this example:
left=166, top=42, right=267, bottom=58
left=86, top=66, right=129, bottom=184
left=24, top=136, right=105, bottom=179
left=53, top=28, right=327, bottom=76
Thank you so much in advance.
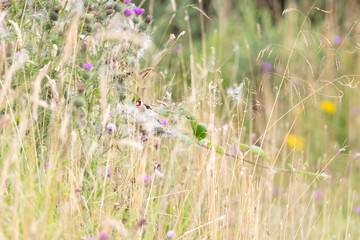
left=136, top=99, right=142, bottom=107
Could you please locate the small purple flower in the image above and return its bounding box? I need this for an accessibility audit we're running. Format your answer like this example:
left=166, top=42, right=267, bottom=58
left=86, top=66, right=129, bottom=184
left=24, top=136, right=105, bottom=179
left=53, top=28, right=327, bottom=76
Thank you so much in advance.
left=124, top=8, right=133, bottom=17
left=106, top=123, right=116, bottom=134
left=105, top=58, right=111, bottom=65
left=313, top=190, right=322, bottom=200
left=144, top=176, right=152, bottom=182
left=166, top=230, right=175, bottom=239
left=261, top=62, right=272, bottom=72
left=83, top=63, right=93, bottom=70
left=229, top=145, right=238, bottom=156
left=16, top=51, right=21, bottom=56
left=134, top=7, right=145, bottom=15
left=272, top=187, right=279, bottom=195
left=333, top=35, right=343, bottom=45
left=159, top=118, right=168, bottom=126
left=106, top=168, right=111, bottom=177
left=109, top=113, right=114, bottom=118
left=124, top=0, right=131, bottom=3
left=45, top=162, right=50, bottom=168
left=354, top=205, right=360, bottom=213
left=99, top=232, right=109, bottom=240
left=350, top=107, right=358, bottom=115
left=355, top=150, right=360, bottom=159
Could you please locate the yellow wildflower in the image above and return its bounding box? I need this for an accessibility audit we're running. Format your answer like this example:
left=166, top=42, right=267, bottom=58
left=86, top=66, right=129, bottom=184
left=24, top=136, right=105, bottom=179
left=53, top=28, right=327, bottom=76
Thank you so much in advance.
left=287, top=134, right=305, bottom=151
left=320, top=101, right=336, bottom=114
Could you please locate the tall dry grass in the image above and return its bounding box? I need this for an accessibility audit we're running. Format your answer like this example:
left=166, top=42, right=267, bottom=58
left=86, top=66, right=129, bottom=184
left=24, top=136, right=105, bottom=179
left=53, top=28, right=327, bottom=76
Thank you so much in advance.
left=0, top=0, right=359, bottom=239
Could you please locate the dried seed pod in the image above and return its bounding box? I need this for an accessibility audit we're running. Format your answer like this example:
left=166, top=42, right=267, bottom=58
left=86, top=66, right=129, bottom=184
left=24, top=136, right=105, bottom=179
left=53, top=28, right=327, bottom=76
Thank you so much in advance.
left=106, top=8, right=114, bottom=15
left=145, top=15, right=152, bottom=24
left=53, top=6, right=60, bottom=14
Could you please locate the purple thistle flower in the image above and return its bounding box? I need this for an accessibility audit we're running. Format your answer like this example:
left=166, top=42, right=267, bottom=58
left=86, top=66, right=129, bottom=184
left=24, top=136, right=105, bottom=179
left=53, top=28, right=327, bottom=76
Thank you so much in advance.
left=106, top=123, right=116, bottom=134
left=99, top=232, right=109, bottom=240
left=106, top=168, right=111, bottom=177
left=354, top=205, right=360, bottom=213
left=134, top=7, right=145, bottom=15
left=261, top=62, right=272, bottom=72
left=124, top=8, right=133, bottom=17
left=166, top=230, right=175, bottom=239
left=83, top=63, right=93, bottom=70
left=145, top=176, right=152, bottom=182
left=333, top=35, right=343, bottom=45
left=124, top=0, right=131, bottom=3
left=313, top=190, right=322, bottom=200
left=159, top=118, right=168, bottom=126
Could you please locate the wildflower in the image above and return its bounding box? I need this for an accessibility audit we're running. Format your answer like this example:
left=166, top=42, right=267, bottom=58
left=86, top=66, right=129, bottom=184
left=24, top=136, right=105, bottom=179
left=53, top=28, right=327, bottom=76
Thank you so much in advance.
left=333, top=35, right=342, bottom=45
left=83, top=63, right=93, bottom=70
left=166, top=230, right=175, bottom=239
left=134, top=7, right=145, bottom=15
left=229, top=145, right=238, bottom=156
left=261, top=61, right=272, bottom=72
left=350, top=107, right=358, bottom=115
left=16, top=51, right=21, bottom=56
left=124, top=0, right=131, bottom=3
left=227, top=83, right=244, bottom=105
left=106, top=123, right=116, bottom=134
left=99, top=232, right=109, bottom=240
left=159, top=118, right=168, bottom=126
left=124, top=8, right=133, bottom=17
left=354, top=206, right=360, bottom=213
left=272, top=187, right=279, bottom=195
left=106, top=168, right=111, bottom=177
left=320, top=101, right=336, bottom=114
left=354, top=150, right=360, bottom=158
left=45, top=162, right=50, bottom=168
left=313, top=190, right=322, bottom=200
left=140, top=176, right=153, bottom=182
left=109, top=113, right=114, bottom=118
left=287, top=134, right=305, bottom=151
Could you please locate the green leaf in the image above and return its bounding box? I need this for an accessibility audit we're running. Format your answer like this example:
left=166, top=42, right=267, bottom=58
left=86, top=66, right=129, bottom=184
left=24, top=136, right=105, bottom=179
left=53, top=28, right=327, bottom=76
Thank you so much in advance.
left=199, top=139, right=225, bottom=153
left=239, top=143, right=268, bottom=159
left=191, top=121, right=207, bottom=141
left=179, top=107, right=196, bottom=120
left=179, top=135, right=201, bottom=148
left=154, top=107, right=170, bottom=117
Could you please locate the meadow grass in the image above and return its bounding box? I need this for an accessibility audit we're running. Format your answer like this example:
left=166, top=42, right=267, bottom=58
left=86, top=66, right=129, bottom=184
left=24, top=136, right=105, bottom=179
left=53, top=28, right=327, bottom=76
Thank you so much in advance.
left=0, top=0, right=359, bottom=239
